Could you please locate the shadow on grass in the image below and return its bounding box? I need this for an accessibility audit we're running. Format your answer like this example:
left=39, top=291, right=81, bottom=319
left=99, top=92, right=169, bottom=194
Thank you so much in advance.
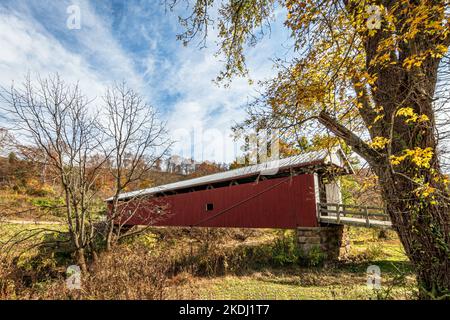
left=337, top=259, right=413, bottom=275
left=218, top=258, right=414, bottom=289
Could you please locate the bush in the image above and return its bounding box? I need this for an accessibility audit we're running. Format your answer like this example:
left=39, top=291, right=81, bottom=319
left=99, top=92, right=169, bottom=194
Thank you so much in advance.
left=0, top=243, right=171, bottom=300
left=299, top=246, right=326, bottom=267
left=170, top=229, right=306, bottom=276
left=364, top=243, right=384, bottom=261
left=25, top=180, right=56, bottom=197
left=30, top=197, right=65, bottom=217
left=78, top=245, right=170, bottom=299
left=0, top=259, right=18, bottom=299
left=270, top=232, right=300, bottom=266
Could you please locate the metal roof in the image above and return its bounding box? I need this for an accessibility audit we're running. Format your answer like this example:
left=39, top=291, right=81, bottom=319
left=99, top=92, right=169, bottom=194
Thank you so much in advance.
left=106, top=149, right=350, bottom=201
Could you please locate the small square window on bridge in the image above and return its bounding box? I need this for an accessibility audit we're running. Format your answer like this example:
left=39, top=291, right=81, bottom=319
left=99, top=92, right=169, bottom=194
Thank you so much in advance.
left=206, top=203, right=214, bottom=211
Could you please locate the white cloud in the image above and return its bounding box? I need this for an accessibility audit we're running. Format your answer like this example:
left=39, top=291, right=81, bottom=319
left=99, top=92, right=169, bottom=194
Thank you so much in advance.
left=0, top=12, right=105, bottom=99
left=162, top=51, right=250, bottom=163
left=70, top=0, right=146, bottom=92
left=0, top=1, right=147, bottom=103
left=153, top=13, right=291, bottom=163
left=0, top=1, right=292, bottom=164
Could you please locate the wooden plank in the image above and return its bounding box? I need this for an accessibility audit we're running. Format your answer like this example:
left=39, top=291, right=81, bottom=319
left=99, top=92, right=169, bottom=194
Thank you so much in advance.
left=319, top=203, right=384, bottom=211
left=319, top=208, right=387, bottom=215
left=320, top=215, right=392, bottom=229
left=317, top=202, right=391, bottom=229
left=320, top=209, right=387, bottom=217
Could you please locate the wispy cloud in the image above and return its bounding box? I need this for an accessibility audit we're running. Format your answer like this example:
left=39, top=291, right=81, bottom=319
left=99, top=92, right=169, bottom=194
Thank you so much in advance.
left=0, top=0, right=292, bottom=163
left=0, top=8, right=104, bottom=98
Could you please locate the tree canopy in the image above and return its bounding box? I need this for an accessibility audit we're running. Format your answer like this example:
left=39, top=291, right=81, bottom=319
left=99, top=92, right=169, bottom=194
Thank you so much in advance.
left=173, top=0, right=450, bottom=299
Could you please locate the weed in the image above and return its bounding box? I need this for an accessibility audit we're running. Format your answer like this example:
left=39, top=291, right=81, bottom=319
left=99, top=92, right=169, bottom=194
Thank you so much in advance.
left=299, top=246, right=326, bottom=267
left=364, top=243, right=385, bottom=260
left=270, top=232, right=300, bottom=266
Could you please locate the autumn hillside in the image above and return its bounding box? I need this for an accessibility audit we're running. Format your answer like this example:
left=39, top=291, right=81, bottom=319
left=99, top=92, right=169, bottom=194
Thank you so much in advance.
left=0, top=151, right=225, bottom=222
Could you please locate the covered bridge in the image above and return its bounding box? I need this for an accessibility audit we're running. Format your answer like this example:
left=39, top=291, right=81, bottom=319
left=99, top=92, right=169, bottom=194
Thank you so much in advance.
left=106, top=149, right=353, bottom=229
left=106, top=149, right=392, bottom=259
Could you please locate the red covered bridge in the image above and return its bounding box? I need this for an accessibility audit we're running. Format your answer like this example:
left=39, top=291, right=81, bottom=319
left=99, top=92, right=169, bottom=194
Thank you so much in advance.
left=106, top=149, right=353, bottom=229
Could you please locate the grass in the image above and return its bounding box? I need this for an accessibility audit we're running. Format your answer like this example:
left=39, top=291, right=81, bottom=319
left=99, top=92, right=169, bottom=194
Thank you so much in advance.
left=0, top=223, right=66, bottom=241
left=185, top=264, right=415, bottom=300
left=170, top=226, right=416, bottom=300
left=0, top=223, right=417, bottom=300
left=193, top=276, right=373, bottom=299
left=0, top=222, right=68, bottom=264
left=0, top=187, right=107, bottom=222
left=0, top=188, right=63, bottom=222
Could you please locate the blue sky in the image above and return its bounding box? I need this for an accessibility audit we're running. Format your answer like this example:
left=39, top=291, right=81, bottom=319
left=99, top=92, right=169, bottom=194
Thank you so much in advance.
left=0, top=0, right=293, bottom=163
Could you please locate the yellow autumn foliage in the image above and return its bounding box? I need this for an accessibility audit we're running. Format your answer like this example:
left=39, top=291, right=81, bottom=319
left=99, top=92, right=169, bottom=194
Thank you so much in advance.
left=369, top=136, right=390, bottom=150
left=396, top=107, right=430, bottom=124
left=390, top=147, right=434, bottom=168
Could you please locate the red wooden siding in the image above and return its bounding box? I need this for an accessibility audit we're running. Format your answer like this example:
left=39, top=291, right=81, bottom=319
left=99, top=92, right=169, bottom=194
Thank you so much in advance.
left=119, top=173, right=318, bottom=229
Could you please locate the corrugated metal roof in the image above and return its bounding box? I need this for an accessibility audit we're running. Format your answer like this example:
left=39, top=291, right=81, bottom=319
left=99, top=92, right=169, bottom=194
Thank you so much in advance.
left=107, top=149, right=346, bottom=201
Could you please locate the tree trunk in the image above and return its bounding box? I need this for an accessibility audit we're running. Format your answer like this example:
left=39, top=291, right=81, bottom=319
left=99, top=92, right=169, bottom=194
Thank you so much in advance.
left=75, top=248, right=87, bottom=274
left=105, top=221, right=113, bottom=252
left=105, top=196, right=120, bottom=252
left=318, top=12, right=450, bottom=295
left=376, top=168, right=450, bottom=299
left=89, top=243, right=99, bottom=265
left=319, top=109, right=450, bottom=299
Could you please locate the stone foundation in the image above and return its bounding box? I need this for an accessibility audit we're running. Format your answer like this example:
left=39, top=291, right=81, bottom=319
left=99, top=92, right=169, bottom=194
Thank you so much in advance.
left=296, top=225, right=344, bottom=261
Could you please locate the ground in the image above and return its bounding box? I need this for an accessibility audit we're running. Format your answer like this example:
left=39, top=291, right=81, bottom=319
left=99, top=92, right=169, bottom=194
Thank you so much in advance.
left=0, top=219, right=416, bottom=300
left=164, top=227, right=416, bottom=300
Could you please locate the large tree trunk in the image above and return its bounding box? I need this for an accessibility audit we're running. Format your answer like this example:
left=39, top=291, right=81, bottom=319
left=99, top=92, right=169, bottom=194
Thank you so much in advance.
left=372, top=32, right=449, bottom=298
left=319, top=104, right=450, bottom=298
left=376, top=168, right=450, bottom=299
left=319, top=2, right=450, bottom=296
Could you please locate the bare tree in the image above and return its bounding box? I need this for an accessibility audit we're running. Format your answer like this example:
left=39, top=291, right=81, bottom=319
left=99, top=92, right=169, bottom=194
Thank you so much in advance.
left=1, top=75, right=104, bottom=272
left=101, top=82, right=171, bottom=251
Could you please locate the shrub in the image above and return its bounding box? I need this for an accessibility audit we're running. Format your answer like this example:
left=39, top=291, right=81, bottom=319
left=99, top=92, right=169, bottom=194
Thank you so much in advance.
left=0, top=243, right=171, bottom=300
left=270, top=232, right=300, bottom=266
left=31, top=197, right=63, bottom=208
left=364, top=243, right=384, bottom=261
left=25, top=180, right=56, bottom=197
left=169, top=229, right=322, bottom=275
left=0, top=259, right=19, bottom=299
left=171, top=229, right=308, bottom=275
left=31, top=197, right=65, bottom=217
left=299, top=245, right=326, bottom=267
left=78, top=245, right=170, bottom=299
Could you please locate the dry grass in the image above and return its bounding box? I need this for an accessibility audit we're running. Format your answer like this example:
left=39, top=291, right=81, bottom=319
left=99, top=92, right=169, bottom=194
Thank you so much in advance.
left=1, top=244, right=174, bottom=300
left=0, top=224, right=417, bottom=300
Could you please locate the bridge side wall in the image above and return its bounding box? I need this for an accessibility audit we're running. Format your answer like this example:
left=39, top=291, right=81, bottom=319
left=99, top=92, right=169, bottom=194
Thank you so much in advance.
left=297, top=225, right=344, bottom=261
left=117, top=173, right=319, bottom=229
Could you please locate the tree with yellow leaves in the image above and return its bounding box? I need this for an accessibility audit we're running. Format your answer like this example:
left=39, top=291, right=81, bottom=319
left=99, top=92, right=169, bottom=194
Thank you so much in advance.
left=172, top=0, right=450, bottom=299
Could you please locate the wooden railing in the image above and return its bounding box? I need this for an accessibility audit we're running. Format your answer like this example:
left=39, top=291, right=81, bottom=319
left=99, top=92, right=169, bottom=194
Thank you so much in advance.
left=318, top=203, right=391, bottom=228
